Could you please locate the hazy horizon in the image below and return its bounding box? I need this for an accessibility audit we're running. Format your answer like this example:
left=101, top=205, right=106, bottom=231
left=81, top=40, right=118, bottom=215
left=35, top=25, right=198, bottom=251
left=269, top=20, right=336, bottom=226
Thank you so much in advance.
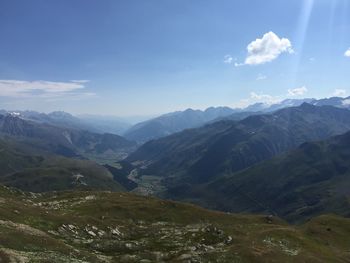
left=1, top=95, right=349, bottom=119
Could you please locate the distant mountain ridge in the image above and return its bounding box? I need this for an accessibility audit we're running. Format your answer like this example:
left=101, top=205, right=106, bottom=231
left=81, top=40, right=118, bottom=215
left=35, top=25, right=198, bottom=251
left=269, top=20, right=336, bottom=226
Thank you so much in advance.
left=124, top=107, right=240, bottom=143
left=0, top=114, right=136, bottom=159
left=244, top=97, right=350, bottom=112
left=3, top=96, right=350, bottom=144
left=127, top=104, right=350, bottom=203
left=1, top=110, right=132, bottom=135
left=124, top=96, right=350, bottom=143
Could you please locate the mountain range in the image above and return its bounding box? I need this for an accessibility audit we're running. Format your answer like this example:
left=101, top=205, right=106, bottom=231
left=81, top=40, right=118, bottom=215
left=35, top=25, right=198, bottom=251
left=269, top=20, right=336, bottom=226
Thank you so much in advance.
left=4, top=96, right=350, bottom=145
left=127, top=103, right=350, bottom=222
left=3, top=97, right=350, bottom=224
left=124, top=96, right=350, bottom=143
left=3, top=110, right=132, bottom=135
left=183, top=130, right=350, bottom=223
left=128, top=103, right=350, bottom=181
left=123, top=107, right=239, bottom=143
left=0, top=114, right=136, bottom=159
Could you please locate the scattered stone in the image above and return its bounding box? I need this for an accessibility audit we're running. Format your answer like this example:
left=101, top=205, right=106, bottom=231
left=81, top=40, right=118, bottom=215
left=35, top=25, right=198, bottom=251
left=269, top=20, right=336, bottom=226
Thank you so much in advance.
left=85, top=195, right=96, bottom=201
left=87, top=230, right=96, bottom=237
left=225, top=236, right=233, bottom=244
left=110, top=226, right=122, bottom=236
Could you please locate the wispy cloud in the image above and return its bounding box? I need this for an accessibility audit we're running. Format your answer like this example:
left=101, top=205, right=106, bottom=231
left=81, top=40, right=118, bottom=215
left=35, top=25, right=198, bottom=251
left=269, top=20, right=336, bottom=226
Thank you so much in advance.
left=236, top=31, right=294, bottom=66
left=0, top=80, right=91, bottom=98
left=333, top=89, right=347, bottom=97
left=70, top=80, right=90, bottom=84
left=288, top=86, right=308, bottom=96
left=256, top=74, right=267, bottom=81
left=249, top=92, right=280, bottom=103
left=234, top=85, right=309, bottom=108
left=223, top=55, right=233, bottom=64
left=345, top=48, right=350, bottom=57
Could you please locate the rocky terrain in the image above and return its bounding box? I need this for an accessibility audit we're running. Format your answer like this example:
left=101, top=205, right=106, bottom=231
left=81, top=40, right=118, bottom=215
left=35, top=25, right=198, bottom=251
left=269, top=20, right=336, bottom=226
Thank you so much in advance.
left=0, top=185, right=350, bottom=262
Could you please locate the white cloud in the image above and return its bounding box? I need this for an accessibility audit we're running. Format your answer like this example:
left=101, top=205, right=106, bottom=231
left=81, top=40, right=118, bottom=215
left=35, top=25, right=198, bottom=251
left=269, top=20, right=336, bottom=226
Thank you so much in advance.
left=223, top=55, right=233, bottom=64
left=250, top=91, right=273, bottom=101
left=288, top=86, right=308, bottom=96
left=238, top=31, right=294, bottom=66
left=249, top=92, right=277, bottom=102
left=345, top=48, right=350, bottom=57
left=333, top=89, right=347, bottom=97
left=71, top=80, right=90, bottom=83
left=0, top=80, right=90, bottom=98
left=256, top=74, right=267, bottom=81
left=233, top=86, right=312, bottom=109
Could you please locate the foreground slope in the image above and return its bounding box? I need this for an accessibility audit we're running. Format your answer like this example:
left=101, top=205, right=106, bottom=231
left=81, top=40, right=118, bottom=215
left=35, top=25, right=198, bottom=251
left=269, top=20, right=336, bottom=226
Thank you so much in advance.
left=0, top=185, right=350, bottom=262
left=192, top=130, right=350, bottom=223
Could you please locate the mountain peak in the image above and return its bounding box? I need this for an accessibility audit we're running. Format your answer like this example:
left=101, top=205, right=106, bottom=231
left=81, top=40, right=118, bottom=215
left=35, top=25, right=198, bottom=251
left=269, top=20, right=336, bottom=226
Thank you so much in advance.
left=299, top=102, right=316, bottom=109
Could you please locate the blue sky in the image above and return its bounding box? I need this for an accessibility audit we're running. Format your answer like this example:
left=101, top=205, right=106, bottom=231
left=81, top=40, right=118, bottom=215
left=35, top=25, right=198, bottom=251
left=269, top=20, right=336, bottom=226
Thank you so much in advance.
left=0, top=0, right=349, bottom=116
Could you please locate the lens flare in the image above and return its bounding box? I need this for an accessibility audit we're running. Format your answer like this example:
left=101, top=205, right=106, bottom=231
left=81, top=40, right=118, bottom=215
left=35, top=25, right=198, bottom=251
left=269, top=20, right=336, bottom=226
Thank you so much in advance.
left=290, top=0, right=315, bottom=83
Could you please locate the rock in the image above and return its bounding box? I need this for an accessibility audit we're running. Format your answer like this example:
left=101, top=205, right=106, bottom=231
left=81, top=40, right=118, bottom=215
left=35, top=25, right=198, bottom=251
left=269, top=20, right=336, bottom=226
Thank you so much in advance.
left=265, top=215, right=274, bottom=224
left=85, top=195, right=96, bottom=201
left=98, top=230, right=106, bottom=237
left=68, top=224, right=76, bottom=230
left=125, top=243, right=133, bottom=249
left=110, top=226, right=122, bottom=236
left=225, top=236, right=233, bottom=244
left=87, top=231, right=96, bottom=237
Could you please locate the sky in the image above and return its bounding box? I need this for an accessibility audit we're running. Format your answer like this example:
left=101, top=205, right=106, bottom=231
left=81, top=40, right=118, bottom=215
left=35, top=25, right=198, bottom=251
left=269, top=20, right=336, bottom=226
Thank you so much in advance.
left=0, top=0, right=349, bottom=116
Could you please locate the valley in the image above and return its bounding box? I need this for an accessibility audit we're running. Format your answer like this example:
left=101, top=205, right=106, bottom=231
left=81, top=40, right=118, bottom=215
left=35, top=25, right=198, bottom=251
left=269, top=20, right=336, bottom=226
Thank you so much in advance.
left=2, top=101, right=350, bottom=261
left=3, top=1, right=350, bottom=261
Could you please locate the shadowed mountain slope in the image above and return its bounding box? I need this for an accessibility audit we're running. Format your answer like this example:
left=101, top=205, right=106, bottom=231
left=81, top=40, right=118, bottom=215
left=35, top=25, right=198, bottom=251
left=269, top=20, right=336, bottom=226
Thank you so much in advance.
left=0, top=114, right=136, bottom=160
left=190, top=130, right=350, bottom=223
left=128, top=104, right=350, bottom=185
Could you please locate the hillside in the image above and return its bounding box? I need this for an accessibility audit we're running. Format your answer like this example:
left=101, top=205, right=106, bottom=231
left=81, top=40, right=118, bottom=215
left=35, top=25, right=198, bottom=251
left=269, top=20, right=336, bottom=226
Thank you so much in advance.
left=124, top=107, right=238, bottom=143
left=0, top=137, right=125, bottom=192
left=128, top=104, right=350, bottom=186
left=1, top=185, right=350, bottom=262
left=3, top=110, right=131, bottom=135
left=0, top=114, right=137, bottom=162
left=189, top=130, right=350, bottom=223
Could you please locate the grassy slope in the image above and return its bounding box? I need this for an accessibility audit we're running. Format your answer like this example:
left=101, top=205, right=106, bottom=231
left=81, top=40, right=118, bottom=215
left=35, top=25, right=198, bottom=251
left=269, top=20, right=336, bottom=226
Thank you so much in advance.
left=0, top=137, right=125, bottom=192
left=0, top=185, right=350, bottom=262
left=128, top=104, right=350, bottom=186
left=188, top=132, right=350, bottom=223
